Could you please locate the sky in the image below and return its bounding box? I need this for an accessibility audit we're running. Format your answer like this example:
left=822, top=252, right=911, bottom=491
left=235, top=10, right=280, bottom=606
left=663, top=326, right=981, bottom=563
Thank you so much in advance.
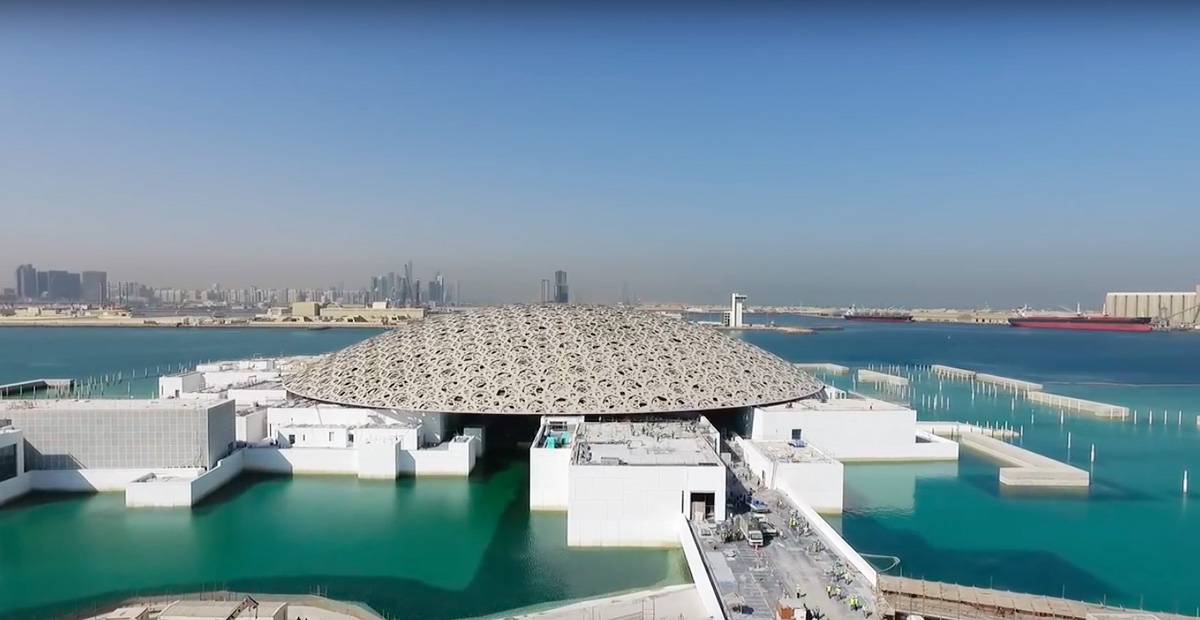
left=2, top=1, right=1199, bottom=307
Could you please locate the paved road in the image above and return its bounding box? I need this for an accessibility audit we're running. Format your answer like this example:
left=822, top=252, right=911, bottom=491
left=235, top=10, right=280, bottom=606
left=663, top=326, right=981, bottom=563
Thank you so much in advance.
left=700, top=445, right=877, bottom=620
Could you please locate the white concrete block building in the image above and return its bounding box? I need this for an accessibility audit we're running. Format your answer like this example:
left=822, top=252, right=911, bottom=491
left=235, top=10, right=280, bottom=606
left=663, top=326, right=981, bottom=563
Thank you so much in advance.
left=751, top=394, right=958, bottom=462
left=529, top=416, right=583, bottom=511
left=0, top=423, right=30, bottom=507
left=737, top=437, right=844, bottom=512
left=565, top=420, right=727, bottom=547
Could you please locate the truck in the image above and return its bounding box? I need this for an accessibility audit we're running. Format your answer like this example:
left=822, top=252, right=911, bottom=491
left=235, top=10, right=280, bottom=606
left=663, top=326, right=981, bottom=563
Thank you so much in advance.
left=739, top=515, right=765, bottom=548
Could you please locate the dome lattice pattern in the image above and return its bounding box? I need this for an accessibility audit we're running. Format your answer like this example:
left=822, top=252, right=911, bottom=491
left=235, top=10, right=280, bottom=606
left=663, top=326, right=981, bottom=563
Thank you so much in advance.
left=283, top=305, right=823, bottom=414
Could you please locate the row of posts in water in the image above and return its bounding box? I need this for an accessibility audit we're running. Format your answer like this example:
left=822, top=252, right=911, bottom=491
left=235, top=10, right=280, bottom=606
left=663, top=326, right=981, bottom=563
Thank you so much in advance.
left=858, top=363, right=1191, bottom=427
left=5, top=359, right=249, bottom=400
left=857, top=363, right=1194, bottom=495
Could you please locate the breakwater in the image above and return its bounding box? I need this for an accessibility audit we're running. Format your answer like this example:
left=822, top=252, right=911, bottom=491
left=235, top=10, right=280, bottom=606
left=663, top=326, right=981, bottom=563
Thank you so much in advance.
left=1027, top=392, right=1129, bottom=419
left=795, top=362, right=850, bottom=375
left=857, top=369, right=910, bottom=386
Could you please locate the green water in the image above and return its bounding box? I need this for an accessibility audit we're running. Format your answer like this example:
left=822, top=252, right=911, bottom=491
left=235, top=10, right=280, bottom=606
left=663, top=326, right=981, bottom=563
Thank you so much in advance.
left=0, top=328, right=687, bottom=620
left=5, top=324, right=1200, bottom=616
left=0, top=464, right=687, bottom=620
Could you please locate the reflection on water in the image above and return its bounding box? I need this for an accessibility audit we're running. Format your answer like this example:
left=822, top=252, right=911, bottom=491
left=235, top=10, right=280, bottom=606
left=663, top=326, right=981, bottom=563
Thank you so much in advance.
left=843, top=461, right=958, bottom=515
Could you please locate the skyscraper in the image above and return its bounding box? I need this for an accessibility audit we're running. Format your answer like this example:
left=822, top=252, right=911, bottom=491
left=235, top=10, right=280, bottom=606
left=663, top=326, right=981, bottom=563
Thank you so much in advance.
left=554, top=270, right=569, bottom=304
left=15, top=264, right=37, bottom=300
left=81, top=271, right=108, bottom=304
left=540, top=279, right=551, bottom=303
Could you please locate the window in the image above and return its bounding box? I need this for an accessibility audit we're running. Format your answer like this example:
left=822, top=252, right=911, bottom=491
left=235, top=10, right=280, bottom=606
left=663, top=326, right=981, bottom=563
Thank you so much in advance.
left=329, top=432, right=335, bottom=442
left=0, top=445, right=17, bottom=482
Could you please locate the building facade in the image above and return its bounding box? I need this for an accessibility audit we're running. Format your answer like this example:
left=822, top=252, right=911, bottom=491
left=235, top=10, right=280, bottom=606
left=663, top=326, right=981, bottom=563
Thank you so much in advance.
left=1, top=400, right=236, bottom=470
left=554, top=270, right=569, bottom=304
left=81, top=271, right=108, bottom=304
left=1104, top=286, right=1200, bottom=327
left=15, top=264, right=37, bottom=300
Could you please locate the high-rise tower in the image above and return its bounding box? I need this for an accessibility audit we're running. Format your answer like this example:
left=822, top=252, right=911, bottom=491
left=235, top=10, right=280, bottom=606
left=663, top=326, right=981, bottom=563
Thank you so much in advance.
left=15, top=264, right=37, bottom=300
left=553, top=270, right=568, bottom=304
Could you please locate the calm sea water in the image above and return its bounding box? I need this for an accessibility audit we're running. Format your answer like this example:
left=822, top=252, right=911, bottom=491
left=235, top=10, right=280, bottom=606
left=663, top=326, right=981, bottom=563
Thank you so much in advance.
left=1, top=321, right=1198, bottom=616
left=738, top=317, right=1200, bottom=615
left=0, top=328, right=687, bottom=620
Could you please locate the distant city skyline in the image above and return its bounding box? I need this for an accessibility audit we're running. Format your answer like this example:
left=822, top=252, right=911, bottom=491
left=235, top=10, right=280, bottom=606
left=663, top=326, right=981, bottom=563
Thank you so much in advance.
left=3, top=4, right=1200, bottom=308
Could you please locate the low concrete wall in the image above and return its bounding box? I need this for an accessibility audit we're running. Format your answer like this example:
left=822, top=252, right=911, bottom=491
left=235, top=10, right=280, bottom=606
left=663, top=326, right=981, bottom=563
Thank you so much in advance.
left=958, top=434, right=1089, bottom=487
left=30, top=468, right=204, bottom=492
left=406, top=436, right=478, bottom=476
left=676, top=515, right=728, bottom=620
left=0, top=474, right=31, bottom=506
left=777, top=482, right=878, bottom=588
left=930, top=365, right=976, bottom=379
left=243, top=447, right=359, bottom=475
left=976, top=373, right=1043, bottom=392
left=126, top=452, right=247, bottom=507
left=1028, top=391, right=1129, bottom=419
left=125, top=475, right=193, bottom=507
left=794, top=363, right=850, bottom=375
left=830, top=438, right=959, bottom=463
left=856, top=369, right=909, bottom=386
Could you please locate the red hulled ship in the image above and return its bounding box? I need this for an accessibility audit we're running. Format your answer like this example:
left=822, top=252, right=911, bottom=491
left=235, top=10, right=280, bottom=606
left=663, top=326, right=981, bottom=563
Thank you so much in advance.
left=1007, top=305, right=1153, bottom=332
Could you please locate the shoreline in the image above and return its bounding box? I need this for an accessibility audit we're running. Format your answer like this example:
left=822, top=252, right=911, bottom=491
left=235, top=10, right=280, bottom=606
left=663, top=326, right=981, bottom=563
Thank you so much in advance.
left=62, top=585, right=702, bottom=620
left=0, top=321, right=390, bottom=329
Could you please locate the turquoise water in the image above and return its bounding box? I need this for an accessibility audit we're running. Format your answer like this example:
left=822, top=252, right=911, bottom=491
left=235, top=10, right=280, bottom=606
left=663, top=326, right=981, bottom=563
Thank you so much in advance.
left=739, top=318, right=1200, bottom=615
left=2, top=322, right=1199, bottom=616
left=0, top=328, right=687, bottom=620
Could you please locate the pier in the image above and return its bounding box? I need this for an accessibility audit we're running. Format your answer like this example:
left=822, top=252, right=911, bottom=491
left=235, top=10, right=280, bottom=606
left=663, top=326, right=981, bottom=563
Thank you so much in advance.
left=1028, top=392, right=1129, bottom=419
left=795, top=363, right=850, bottom=375
left=917, top=422, right=1086, bottom=487
left=857, top=369, right=910, bottom=387
left=931, top=365, right=977, bottom=380
left=967, top=434, right=1087, bottom=487
left=919, top=422, right=1019, bottom=440
left=975, top=373, right=1043, bottom=392
left=0, top=378, right=74, bottom=397
left=879, top=576, right=1191, bottom=620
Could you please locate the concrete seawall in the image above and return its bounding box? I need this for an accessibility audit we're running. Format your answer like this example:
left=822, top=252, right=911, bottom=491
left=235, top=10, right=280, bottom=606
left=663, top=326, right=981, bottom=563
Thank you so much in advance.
left=959, top=434, right=1089, bottom=488
left=1028, top=391, right=1129, bottom=419
left=975, top=373, right=1043, bottom=392
left=0, top=378, right=74, bottom=397
left=930, top=365, right=977, bottom=379
left=857, top=369, right=910, bottom=386
left=795, top=362, right=850, bottom=375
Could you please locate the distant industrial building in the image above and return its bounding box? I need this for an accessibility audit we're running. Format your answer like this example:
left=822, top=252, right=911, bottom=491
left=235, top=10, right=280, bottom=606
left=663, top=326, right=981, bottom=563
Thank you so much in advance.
left=1104, top=285, right=1200, bottom=327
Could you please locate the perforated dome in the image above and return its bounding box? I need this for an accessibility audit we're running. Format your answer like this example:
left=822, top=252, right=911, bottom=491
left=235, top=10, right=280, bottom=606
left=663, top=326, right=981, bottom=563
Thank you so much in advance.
left=283, top=305, right=823, bottom=414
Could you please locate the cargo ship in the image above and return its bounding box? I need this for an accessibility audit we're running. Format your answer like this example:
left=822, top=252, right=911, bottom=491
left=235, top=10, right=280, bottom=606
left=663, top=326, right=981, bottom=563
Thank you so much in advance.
left=843, top=307, right=914, bottom=323
left=1007, top=306, right=1153, bottom=332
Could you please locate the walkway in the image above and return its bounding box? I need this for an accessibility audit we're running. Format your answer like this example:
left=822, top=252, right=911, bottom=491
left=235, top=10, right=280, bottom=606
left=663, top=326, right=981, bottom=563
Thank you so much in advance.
left=699, top=442, right=878, bottom=620
left=482, top=585, right=706, bottom=620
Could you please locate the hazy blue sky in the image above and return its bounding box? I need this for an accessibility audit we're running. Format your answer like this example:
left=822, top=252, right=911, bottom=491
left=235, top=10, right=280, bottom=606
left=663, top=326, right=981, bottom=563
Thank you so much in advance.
left=2, top=2, right=1199, bottom=307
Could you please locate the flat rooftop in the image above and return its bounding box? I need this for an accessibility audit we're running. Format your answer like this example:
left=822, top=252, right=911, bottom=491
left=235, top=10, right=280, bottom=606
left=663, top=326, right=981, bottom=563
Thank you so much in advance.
left=159, top=600, right=287, bottom=619
left=573, top=420, right=720, bottom=466
left=763, top=396, right=909, bottom=412
left=220, top=380, right=285, bottom=392
left=749, top=440, right=837, bottom=463
left=0, top=398, right=233, bottom=411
